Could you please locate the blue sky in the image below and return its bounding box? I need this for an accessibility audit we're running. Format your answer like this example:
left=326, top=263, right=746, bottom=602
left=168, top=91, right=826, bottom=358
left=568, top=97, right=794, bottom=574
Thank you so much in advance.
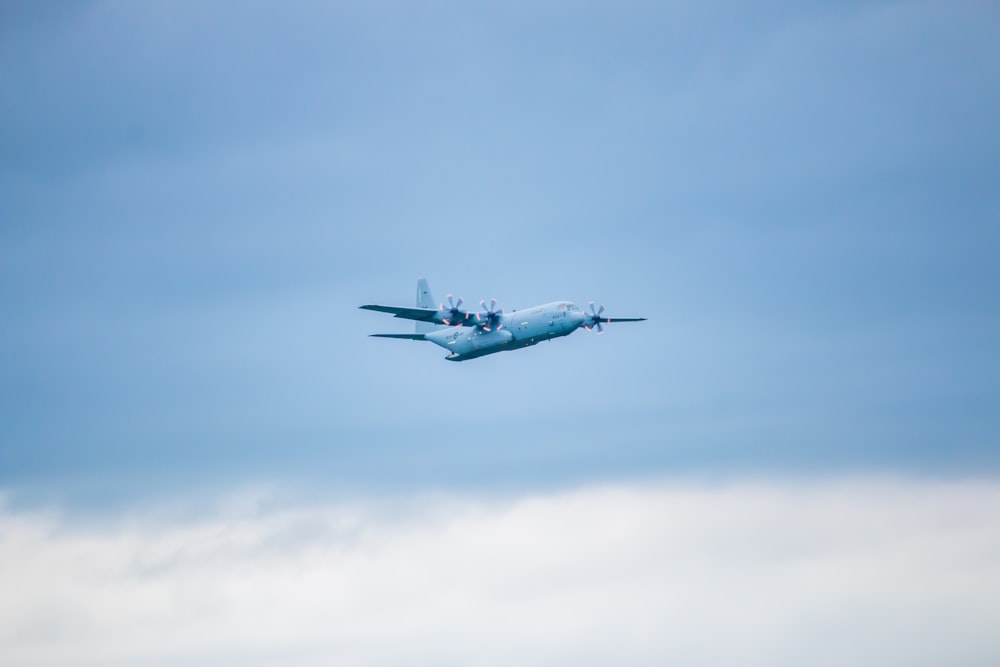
left=3, top=1, right=997, bottom=504
left=1, top=3, right=999, bottom=664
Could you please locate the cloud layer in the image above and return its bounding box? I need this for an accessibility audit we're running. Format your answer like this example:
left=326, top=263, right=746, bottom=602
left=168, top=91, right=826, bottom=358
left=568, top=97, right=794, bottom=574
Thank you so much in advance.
left=3, top=478, right=999, bottom=666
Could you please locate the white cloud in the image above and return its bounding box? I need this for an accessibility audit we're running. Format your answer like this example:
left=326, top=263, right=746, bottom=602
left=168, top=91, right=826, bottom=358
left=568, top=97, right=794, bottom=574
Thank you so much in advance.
left=2, top=478, right=999, bottom=667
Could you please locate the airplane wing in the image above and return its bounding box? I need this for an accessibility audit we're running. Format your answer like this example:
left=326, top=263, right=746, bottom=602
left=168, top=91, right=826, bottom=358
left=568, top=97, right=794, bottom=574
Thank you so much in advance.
left=605, top=317, right=647, bottom=322
left=359, top=304, right=441, bottom=322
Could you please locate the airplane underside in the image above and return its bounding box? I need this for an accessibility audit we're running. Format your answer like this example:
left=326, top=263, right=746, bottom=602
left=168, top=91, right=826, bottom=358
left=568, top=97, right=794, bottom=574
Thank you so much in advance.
left=443, top=330, right=560, bottom=361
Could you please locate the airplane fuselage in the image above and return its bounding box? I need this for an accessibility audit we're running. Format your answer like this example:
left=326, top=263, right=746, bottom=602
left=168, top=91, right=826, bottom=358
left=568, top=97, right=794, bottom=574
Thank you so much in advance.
left=426, top=301, right=584, bottom=361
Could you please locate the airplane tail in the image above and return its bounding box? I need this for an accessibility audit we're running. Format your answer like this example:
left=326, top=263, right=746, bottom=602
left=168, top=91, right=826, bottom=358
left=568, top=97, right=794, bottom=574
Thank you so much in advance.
left=415, top=277, right=437, bottom=333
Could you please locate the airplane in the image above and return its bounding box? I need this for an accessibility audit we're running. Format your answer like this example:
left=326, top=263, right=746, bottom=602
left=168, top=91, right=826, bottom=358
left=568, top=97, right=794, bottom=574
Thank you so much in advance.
left=360, top=278, right=646, bottom=361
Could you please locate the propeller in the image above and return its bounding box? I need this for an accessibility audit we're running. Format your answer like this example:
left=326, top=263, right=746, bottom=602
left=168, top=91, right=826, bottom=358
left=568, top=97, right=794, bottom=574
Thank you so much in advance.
left=439, top=294, right=470, bottom=326
left=476, top=298, right=504, bottom=332
left=583, top=301, right=608, bottom=335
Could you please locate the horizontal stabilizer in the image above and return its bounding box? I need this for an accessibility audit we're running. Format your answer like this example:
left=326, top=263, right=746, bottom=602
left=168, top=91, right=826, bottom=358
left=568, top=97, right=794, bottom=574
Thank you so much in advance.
left=370, top=333, right=427, bottom=340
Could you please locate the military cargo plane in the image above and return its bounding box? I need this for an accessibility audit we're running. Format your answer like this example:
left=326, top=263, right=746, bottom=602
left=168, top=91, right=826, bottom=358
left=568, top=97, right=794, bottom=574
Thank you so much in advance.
left=361, top=278, right=646, bottom=361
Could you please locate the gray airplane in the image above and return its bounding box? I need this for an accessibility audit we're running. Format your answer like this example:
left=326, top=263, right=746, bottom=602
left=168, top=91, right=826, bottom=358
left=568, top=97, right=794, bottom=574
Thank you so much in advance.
left=361, top=278, right=646, bottom=361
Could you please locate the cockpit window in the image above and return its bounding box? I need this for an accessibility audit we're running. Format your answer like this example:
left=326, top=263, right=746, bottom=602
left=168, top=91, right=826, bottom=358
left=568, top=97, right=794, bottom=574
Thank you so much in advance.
left=567, top=303, right=577, bottom=311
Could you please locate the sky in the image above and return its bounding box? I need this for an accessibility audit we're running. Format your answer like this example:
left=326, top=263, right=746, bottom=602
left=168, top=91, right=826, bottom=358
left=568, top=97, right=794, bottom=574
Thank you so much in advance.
left=1, top=1, right=999, bottom=665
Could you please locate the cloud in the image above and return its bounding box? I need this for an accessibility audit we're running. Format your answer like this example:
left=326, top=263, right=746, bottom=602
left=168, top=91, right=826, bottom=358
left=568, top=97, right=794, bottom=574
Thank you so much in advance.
left=2, top=478, right=999, bottom=666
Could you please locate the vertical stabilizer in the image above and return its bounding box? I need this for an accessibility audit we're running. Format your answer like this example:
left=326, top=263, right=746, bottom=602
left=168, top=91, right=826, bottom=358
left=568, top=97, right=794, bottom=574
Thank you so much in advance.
left=416, top=278, right=437, bottom=333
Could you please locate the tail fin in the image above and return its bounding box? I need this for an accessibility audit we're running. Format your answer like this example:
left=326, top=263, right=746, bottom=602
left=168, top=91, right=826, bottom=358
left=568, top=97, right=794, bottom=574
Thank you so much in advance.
left=415, top=278, right=437, bottom=333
